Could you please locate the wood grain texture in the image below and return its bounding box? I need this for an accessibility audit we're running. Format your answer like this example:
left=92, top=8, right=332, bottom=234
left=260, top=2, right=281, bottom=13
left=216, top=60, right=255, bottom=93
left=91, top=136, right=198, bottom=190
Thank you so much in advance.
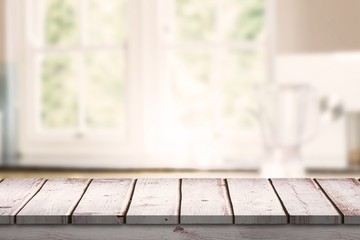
left=16, top=178, right=91, bottom=224
left=271, top=178, right=341, bottom=224
left=227, top=178, right=287, bottom=224
left=181, top=178, right=232, bottom=224
left=0, top=178, right=45, bottom=224
left=72, top=179, right=135, bottom=224
left=126, top=178, right=180, bottom=224
left=2, top=225, right=360, bottom=240
left=316, top=178, right=360, bottom=224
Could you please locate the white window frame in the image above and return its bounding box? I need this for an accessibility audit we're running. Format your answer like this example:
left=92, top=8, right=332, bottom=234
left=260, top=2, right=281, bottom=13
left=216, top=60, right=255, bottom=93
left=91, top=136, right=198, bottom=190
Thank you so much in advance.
left=7, top=0, right=276, bottom=168
left=12, top=0, right=143, bottom=163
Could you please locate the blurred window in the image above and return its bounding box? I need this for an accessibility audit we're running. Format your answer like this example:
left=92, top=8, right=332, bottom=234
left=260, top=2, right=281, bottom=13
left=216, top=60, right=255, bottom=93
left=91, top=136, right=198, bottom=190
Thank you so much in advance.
left=163, top=0, right=266, bottom=133
left=28, top=0, right=128, bottom=134
left=17, top=0, right=269, bottom=164
left=154, top=0, right=267, bottom=162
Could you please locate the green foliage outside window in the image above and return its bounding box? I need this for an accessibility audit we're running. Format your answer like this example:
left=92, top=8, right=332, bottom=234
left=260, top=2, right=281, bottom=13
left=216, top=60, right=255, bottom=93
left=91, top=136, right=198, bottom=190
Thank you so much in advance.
left=45, top=0, right=79, bottom=46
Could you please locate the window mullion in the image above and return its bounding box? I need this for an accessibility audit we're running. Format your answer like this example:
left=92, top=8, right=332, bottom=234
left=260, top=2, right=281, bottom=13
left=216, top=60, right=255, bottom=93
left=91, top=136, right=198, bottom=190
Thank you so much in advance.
left=212, top=0, right=223, bottom=135
left=77, top=0, right=88, bottom=135
left=77, top=54, right=86, bottom=136
left=80, top=0, right=89, bottom=46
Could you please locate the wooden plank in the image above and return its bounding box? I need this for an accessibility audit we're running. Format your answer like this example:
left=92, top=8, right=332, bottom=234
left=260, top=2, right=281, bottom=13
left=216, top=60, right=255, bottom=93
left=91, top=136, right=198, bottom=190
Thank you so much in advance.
left=2, top=225, right=360, bottom=240
left=180, top=178, right=233, bottom=224
left=271, top=178, right=341, bottom=224
left=72, top=178, right=135, bottom=224
left=16, top=178, right=91, bottom=224
left=227, top=178, right=287, bottom=224
left=0, top=178, right=45, bottom=224
left=126, top=178, right=180, bottom=224
left=316, top=178, right=360, bottom=224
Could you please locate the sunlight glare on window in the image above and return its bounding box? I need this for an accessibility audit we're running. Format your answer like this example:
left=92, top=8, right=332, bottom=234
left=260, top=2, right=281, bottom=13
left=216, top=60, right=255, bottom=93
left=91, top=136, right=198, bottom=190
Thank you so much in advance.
left=168, top=0, right=266, bottom=133
left=87, top=0, right=128, bottom=45
left=170, top=51, right=213, bottom=129
left=221, top=49, right=265, bottom=130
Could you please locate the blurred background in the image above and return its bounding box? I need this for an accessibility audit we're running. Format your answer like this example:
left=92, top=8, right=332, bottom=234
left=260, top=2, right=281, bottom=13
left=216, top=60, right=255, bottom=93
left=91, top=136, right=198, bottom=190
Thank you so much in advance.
left=1, top=0, right=360, bottom=178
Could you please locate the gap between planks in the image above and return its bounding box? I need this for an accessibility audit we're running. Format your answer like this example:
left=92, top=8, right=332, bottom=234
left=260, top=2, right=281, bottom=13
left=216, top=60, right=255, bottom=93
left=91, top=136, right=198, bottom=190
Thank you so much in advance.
left=178, top=179, right=182, bottom=224
left=123, top=179, right=137, bottom=224
left=224, top=179, right=235, bottom=224
left=269, top=179, right=290, bottom=224
left=69, top=179, right=93, bottom=224
left=313, top=179, right=345, bottom=224
left=14, top=179, right=48, bottom=224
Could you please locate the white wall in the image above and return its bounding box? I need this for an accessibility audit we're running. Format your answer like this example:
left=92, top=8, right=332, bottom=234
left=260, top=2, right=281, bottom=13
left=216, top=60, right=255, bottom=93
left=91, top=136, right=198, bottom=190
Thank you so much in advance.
left=276, top=54, right=360, bottom=111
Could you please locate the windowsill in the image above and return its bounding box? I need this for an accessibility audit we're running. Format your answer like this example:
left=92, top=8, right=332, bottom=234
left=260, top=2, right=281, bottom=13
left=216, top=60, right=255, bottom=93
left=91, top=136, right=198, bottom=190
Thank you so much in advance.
left=1, top=164, right=359, bottom=179
left=16, top=154, right=259, bottom=171
left=15, top=154, right=347, bottom=171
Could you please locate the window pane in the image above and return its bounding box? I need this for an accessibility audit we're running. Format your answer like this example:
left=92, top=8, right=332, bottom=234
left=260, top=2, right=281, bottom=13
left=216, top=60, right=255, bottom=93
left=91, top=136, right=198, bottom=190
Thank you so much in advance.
left=41, top=54, right=78, bottom=129
left=44, top=0, right=80, bottom=46
left=87, top=0, right=128, bottom=45
left=221, top=50, right=265, bottom=130
left=219, top=0, right=265, bottom=42
left=175, top=0, right=215, bottom=41
left=170, top=51, right=213, bottom=128
left=85, top=52, right=125, bottom=129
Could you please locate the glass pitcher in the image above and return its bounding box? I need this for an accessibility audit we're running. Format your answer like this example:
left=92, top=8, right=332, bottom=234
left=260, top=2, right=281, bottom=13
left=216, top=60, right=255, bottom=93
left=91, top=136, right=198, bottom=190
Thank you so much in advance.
left=253, top=84, right=319, bottom=177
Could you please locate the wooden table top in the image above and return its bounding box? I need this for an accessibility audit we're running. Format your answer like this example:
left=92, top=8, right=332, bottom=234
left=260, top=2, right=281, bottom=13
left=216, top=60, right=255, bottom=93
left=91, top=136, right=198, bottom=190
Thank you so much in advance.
left=0, top=178, right=359, bottom=225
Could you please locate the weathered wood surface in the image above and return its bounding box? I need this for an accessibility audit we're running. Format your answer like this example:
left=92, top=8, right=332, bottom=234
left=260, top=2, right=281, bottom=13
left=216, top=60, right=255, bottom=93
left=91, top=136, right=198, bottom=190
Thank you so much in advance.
left=72, top=179, right=135, bottom=224
left=181, top=178, right=233, bottom=224
left=227, top=178, right=287, bottom=224
left=0, top=178, right=45, bottom=224
left=316, top=178, right=360, bottom=224
left=1, top=177, right=360, bottom=226
left=17, top=178, right=91, bottom=224
left=2, top=225, right=360, bottom=240
left=126, top=178, right=180, bottom=224
left=271, top=178, right=341, bottom=224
